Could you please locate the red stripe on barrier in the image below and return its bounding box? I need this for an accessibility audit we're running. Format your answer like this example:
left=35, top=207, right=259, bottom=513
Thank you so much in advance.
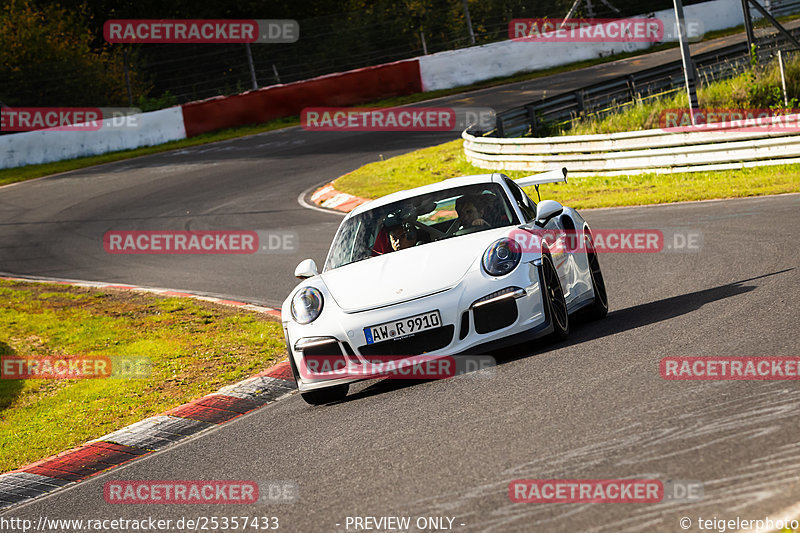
left=181, top=59, right=422, bottom=137
left=18, top=443, right=148, bottom=482
left=91, top=441, right=152, bottom=456
left=260, top=361, right=293, bottom=381
left=193, top=395, right=261, bottom=414
left=335, top=197, right=370, bottom=212
left=162, top=291, right=194, bottom=297
left=216, top=299, right=245, bottom=306
left=22, top=466, right=84, bottom=482
left=167, top=394, right=261, bottom=423
left=167, top=403, right=240, bottom=424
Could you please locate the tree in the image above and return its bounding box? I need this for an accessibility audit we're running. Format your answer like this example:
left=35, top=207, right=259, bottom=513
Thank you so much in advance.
left=0, top=0, right=150, bottom=106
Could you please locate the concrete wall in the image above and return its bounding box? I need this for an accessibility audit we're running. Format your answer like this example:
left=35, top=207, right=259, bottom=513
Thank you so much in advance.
left=0, top=107, right=187, bottom=169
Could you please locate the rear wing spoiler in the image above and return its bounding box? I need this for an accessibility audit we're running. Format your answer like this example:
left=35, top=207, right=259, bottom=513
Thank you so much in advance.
left=513, top=168, right=568, bottom=188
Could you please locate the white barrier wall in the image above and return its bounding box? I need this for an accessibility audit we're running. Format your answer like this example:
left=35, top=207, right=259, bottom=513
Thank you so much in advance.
left=462, top=112, right=800, bottom=176
left=419, top=0, right=746, bottom=91
left=0, top=107, right=187, bottom=170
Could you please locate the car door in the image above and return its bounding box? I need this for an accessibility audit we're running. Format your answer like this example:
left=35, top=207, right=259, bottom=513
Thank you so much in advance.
left=503, top=178, right=577, bottom=304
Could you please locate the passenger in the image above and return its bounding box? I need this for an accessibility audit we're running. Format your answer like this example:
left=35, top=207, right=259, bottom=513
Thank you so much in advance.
left=455, top=194, right=490, bottom=229
left=388, top=223, right=417, bottom=251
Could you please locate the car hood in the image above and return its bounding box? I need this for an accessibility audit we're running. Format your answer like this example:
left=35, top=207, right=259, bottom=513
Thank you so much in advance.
left=320, top=228, right=509, bottom=313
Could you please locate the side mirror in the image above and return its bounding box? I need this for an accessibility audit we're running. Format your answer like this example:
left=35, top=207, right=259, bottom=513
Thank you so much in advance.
left=535, top=200, right=564, bottom=226
left=294, top=259, right=319, bottom=280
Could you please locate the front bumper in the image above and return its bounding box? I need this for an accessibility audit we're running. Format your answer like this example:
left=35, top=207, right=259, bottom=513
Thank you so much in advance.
left=286, top=260, right=552, bottom=392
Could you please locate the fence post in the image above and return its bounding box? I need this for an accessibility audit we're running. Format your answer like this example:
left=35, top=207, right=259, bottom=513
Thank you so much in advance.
left=123, top=47, right=133, bottom=107
left=675, top=0, right=700, bottom=124
left=585, top=0, right=596, bottom=19
left=526, top=105, right=539, bottom=137
left=245, top=43, right=258, bottom=90
left=462, top=0, right=476, bottom=45
left=626, top=74, right=637, bottom=101
left=778, top=49, right=789, bottom=107
left=741, top=0, right=756, bottom=53
left=496, top=116, right=505, bottom=137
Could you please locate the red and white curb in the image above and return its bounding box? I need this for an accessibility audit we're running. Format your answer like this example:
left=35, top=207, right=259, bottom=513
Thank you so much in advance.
left=310, top=183, right=371, bottom=213
left=0, top=274, right=296, bottom=511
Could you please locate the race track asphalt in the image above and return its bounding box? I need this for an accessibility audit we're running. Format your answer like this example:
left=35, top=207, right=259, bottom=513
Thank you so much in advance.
left=3, top=194, right=799, bottom=532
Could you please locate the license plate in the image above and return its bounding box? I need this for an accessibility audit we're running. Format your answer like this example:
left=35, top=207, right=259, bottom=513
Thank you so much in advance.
left=364, top=310, right=441, bottom=345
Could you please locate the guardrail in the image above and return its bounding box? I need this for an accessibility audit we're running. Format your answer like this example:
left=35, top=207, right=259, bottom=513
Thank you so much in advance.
left=771, top=0, right=800, bottom=17
left=486, top=25, right=800, bottom=138
left=463, top=113, right=800, bottom=176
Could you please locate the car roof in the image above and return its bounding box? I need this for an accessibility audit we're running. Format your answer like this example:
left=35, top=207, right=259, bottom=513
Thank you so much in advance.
left=346, top=173, right=506, bottom=218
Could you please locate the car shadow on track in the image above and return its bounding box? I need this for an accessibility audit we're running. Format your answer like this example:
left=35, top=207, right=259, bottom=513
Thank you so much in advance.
left=339, top=269, right=792, bottom=403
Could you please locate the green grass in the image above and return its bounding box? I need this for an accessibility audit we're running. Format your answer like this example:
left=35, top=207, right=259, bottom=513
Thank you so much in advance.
left=562, top=53, right=800, bottom=136
left=333, top=138, right=800, bottom=209
left=0, top=280, right=287, bottom=472
left=5, top=15, right=799, bottom=188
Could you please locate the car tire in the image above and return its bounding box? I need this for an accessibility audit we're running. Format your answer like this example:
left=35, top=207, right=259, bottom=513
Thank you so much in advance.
left=300, top=384, right=350, bottom=405
left=584, top=231, right=608, bottom=320
left=541, top=253, right=569, bottom=341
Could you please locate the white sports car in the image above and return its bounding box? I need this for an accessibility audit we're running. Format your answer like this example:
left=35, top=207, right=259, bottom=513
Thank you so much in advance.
left=282, top=169, right=608, bottom=404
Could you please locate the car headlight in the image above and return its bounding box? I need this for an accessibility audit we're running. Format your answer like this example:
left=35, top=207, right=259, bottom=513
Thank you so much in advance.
left=482, top=238, right=522, bottom=276
left=291, top=287, right=324, bottom=324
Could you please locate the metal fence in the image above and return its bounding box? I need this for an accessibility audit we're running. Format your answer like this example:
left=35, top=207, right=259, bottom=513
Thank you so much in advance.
left=463, top=115, right=800, bottom=175
left=770, top=0, right=800, bottom=17
left=131, top=0, right=688, bottom=104
left=487, top=25, right=800, bottom=138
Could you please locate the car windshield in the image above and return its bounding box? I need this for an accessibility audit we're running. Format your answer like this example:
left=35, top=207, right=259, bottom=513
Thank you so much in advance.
left=323, top=182, right=519, bottom=271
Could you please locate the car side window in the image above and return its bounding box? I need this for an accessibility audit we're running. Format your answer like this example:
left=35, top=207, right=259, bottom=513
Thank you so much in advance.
left=504, top=178, right=537, bottom=222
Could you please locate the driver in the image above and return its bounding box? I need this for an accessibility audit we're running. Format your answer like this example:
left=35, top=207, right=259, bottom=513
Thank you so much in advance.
left=455, top=194, right=490, bottom=229
left=388, top=222, right=418, bottom=251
